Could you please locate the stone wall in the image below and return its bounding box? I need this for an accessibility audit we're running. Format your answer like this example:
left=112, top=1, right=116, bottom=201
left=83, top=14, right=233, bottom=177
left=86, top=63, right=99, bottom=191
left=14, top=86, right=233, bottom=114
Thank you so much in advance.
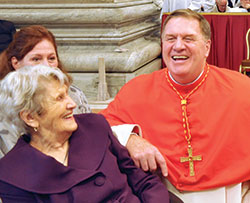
left=0, top=0, right=162, bottom=101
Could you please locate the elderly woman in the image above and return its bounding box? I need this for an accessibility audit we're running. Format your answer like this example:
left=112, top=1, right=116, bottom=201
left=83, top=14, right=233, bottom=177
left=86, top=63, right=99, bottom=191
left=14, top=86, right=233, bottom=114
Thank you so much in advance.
left=0, top=65, right=169, bottom=202
left=0, top=25, right=90, bottom=114
left=0, top=25, right=91, bottom=158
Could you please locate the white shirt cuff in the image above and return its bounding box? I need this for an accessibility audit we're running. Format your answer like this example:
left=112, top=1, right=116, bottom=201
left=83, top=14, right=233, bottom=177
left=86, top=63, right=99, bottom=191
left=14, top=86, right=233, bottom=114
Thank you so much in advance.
left=111, top=124, right=142, bottom=146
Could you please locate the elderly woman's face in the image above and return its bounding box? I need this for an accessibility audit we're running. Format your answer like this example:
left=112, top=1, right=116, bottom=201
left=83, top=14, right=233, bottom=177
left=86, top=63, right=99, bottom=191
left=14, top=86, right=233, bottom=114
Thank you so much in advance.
left=35, top=80, right=78, bottom=136
left=12, top=39, right=58, bottom=70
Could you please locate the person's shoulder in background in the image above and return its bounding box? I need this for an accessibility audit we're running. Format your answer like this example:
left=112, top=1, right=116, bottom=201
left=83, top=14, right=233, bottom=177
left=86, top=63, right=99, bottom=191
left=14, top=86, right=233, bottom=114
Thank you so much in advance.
left=0, top=20, right=16, bottom=53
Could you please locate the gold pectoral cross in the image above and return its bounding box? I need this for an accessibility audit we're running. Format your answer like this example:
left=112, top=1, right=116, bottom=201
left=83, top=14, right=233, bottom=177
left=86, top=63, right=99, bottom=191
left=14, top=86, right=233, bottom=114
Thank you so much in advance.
left=180, top=146, right=202, bottom=176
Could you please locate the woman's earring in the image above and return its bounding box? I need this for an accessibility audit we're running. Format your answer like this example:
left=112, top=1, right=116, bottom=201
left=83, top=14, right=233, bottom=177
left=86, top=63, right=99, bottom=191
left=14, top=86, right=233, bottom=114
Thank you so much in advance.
left=34, top=127, right=38, bottom=132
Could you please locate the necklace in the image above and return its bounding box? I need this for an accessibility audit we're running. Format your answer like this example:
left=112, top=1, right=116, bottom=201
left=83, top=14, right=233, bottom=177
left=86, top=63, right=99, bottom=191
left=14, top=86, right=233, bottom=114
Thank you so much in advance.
left=62, top=143, right=69, bottom=165
left=165, top=65, right=210, bottom=176
left=63, top=150, right=69, bottom=165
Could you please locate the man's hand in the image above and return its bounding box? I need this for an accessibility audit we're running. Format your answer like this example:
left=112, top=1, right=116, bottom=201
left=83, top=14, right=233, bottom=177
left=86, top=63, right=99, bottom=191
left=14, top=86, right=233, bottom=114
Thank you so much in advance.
left=126, top=134, right=168, bottom=177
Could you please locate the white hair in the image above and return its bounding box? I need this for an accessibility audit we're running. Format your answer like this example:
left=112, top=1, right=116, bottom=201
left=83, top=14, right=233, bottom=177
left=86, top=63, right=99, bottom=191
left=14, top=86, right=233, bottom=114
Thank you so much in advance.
left=0, top=65, right=70, bottom=136
left=216, top=0, right=228, bottom=4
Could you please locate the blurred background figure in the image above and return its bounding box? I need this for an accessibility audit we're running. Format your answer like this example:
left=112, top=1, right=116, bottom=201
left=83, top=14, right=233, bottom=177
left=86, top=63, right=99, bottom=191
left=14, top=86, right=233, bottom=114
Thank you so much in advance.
left=240, top=0, right=250, bottom=11
left=230, top=0, right=249, bottom=11
left=0, top=20, right=15, bottom=54
left=161, top=0, right=191, bottom=13
left=189, top=0, right=215, bottom=12
left=212, top=0, right=231, bottom=12
left=161, top=0, right=215, bottom=16
left=228, top=0, right=241, bottom=7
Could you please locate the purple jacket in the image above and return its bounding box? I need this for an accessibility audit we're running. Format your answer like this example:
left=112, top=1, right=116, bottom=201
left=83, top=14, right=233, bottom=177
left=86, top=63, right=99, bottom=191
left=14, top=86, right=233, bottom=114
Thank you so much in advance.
left=0, top=114, right=169, bottom=203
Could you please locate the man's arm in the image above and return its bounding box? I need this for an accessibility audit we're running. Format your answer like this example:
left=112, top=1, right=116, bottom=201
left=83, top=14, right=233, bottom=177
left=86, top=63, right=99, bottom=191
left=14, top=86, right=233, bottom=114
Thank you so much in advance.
left=112, top=124, right=168, bottom=177
left=126, top=134, right=168, bottom=177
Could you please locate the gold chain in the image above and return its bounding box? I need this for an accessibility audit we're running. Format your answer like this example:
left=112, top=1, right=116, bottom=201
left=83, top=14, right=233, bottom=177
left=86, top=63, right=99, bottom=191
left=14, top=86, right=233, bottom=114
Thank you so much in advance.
left=165, top=65, right=210, bottom=144
left=165, top=65, right=210, bottom=176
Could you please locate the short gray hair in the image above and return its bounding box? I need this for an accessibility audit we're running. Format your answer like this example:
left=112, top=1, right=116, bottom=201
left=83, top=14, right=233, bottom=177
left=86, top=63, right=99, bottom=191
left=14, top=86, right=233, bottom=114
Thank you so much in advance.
left=0, top=65, right=70, bottom=136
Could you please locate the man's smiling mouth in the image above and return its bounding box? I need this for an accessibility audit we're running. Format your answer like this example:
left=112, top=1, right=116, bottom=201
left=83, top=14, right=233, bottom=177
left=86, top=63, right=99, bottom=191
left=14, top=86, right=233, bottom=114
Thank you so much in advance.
left=172, top=56, right=189, bottom=61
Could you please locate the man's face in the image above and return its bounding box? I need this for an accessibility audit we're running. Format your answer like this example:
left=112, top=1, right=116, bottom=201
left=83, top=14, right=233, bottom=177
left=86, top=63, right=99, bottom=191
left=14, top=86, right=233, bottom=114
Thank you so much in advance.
left=241, top=0, right=250, bottom=9
left=162, top=17, right=211, bottom=84
left=216, top=0, right=227, bottom=12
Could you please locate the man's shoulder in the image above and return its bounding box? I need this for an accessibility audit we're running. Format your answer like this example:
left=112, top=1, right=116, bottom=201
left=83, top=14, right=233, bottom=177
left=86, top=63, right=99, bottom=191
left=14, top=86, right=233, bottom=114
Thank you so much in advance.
left=210, top=65, right=249, bottom=80
left=209, top=65, right=250, bottom=90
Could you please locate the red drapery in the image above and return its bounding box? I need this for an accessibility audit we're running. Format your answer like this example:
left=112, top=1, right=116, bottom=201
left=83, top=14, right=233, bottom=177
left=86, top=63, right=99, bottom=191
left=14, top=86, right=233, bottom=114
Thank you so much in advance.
left=162, top=13, right=250, bottom=71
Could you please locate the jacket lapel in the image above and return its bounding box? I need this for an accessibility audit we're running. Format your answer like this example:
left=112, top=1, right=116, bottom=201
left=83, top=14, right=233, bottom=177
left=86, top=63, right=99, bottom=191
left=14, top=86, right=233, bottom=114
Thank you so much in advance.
left=0, top=114, right=110, bottom=194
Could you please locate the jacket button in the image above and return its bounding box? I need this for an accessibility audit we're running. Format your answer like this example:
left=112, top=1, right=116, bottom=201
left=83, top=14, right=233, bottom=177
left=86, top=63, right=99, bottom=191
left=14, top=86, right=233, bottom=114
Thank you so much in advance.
left=94, top=176, right=106, bottom=186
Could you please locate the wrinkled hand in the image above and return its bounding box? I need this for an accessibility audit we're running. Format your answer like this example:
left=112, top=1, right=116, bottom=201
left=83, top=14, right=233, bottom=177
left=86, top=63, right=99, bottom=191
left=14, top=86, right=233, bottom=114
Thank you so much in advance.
left=126, top=134, right=168, bottom=177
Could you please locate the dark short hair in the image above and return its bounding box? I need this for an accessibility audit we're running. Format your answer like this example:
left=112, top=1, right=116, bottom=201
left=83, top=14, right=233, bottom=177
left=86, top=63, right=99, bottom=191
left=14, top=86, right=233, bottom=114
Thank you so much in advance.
left=161, top=9, right=211, bottom=41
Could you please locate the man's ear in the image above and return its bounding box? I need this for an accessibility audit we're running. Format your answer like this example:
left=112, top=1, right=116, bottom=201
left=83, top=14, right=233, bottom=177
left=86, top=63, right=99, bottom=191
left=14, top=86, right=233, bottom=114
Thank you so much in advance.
left=205, top=39, right=211, bottom=58
left=11, top=56, right=21, bottom=70
left=19, top=110, right=39, bottom=129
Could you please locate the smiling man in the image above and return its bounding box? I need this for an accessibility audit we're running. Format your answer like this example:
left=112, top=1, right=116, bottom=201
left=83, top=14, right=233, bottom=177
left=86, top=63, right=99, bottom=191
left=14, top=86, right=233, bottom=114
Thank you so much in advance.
left=100, top=9, right=250, bottom=202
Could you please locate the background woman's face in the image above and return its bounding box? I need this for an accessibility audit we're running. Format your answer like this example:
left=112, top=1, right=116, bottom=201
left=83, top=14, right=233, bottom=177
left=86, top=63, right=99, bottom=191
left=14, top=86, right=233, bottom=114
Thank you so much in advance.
left=12, top=39, right=58, bottom=70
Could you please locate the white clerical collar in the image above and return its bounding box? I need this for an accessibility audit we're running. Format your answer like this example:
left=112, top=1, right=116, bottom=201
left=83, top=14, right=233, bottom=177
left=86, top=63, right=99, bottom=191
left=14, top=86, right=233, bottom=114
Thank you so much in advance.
left=169, top=69, right=204, bottom=86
